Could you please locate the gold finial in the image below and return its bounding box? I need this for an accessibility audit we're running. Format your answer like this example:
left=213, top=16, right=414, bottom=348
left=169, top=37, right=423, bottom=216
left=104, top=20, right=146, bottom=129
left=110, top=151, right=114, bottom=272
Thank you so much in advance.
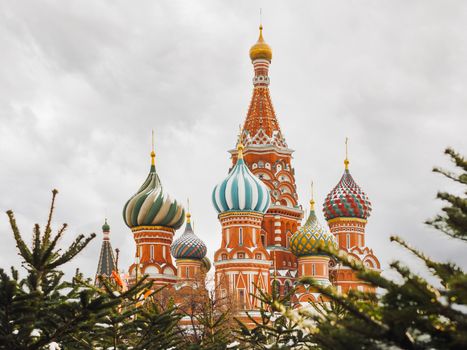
left=186, top=198, right=191, bottom=224
left=310, top=180, right=315, bottom=210
left=344, top=137, right=349, bottom=170
left=151, top=130, right=156, bottom=166
left=237, top=124, right=244, bottom=159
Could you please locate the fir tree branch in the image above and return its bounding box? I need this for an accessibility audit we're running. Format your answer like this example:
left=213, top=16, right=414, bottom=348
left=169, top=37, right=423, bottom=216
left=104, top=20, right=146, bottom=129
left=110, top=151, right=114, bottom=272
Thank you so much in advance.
left=6, top=210, right=33, bottom=264
left=43, top=189, right=58, bottom=245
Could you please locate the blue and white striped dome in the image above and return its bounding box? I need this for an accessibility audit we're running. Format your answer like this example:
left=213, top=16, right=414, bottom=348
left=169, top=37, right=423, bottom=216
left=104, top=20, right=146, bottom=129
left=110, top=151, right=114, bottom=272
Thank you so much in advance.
left=212, top=144, right=270, bottom=214
left=171, top=214, right=207, bottom=260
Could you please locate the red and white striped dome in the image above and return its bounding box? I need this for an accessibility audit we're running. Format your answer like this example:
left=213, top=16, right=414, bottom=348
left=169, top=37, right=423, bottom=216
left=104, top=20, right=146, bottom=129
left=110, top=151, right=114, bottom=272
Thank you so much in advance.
left=323, top=163, right=372, bottom=221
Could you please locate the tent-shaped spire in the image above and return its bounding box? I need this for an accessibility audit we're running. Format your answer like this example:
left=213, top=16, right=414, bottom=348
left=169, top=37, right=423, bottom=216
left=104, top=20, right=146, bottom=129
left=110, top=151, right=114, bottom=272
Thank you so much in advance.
left=95, top=219, right=116, bottom=286
left=241, top=25, right=286, bottom=148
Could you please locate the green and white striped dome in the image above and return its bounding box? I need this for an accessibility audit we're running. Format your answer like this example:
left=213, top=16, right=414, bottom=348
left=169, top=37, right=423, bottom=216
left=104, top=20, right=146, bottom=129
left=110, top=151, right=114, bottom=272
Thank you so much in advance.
left=123, top=151, right=185, bottom=230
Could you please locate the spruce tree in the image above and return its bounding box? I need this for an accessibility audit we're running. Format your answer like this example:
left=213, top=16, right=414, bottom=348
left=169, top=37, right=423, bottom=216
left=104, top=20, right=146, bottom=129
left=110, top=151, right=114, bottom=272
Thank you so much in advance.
left=0, top=190, right=147, bottom=349
left=60, top=274, right=155, bottom=349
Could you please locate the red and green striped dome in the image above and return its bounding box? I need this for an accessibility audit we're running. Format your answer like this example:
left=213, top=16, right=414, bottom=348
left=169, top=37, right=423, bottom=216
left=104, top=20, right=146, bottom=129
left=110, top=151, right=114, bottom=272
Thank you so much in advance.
left=323, top=168, right=372, bottom=221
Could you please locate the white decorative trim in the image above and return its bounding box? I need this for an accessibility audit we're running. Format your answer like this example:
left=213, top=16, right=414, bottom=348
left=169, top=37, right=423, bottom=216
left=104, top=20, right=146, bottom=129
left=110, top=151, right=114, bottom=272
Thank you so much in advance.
left=214, top=259, right=272, bottom=267
left=144, top=273, right=179, bottom=281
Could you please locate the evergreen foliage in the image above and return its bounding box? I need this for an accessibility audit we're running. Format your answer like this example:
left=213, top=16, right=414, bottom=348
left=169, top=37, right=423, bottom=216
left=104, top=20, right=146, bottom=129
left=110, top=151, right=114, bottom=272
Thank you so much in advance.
left=0, top=189, right=115, bottom=349
left=0, top=190, right=183, bottom=349
left=175, top=275, right=237, bottom=350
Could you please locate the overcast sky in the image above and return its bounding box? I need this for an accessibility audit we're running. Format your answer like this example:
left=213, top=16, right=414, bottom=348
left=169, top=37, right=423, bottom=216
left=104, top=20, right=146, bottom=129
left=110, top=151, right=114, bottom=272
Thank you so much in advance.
left=1, top=1, right=466, bottom=281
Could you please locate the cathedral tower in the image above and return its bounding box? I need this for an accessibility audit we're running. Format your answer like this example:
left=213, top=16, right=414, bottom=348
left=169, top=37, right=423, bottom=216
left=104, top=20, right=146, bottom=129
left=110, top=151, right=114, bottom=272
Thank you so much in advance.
left=212, top=140, right=272, bottom=321
left=171, top=210, right=209, bottom=281
left=95, top=219, right=116, bottom=286
left=230, top=26, right=303, bottom=294
left=289, top=192, right=338, bottom=305
left=323, top=144, right=380, bottom=293
left=123, top=141, right=185, bottom=287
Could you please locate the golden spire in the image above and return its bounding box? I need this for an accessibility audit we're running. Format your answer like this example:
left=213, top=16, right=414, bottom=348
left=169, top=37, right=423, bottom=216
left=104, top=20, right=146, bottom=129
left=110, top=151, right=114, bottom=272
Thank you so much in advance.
left=237, top=124, right=245, bottom=159
left=151, top=130, right=156, bottom=166
left=344, top=137, right=349, bottom=170
left=310, top=180, right=315, bottom=211
left=186, top=198, right=191, bottom=224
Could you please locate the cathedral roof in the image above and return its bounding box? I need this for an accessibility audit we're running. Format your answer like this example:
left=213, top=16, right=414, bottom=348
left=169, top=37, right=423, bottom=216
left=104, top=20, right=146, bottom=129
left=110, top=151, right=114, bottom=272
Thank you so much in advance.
left=241, top=26, right=286, bottom=149
left=242, top=88, right=286, bottom=146
left=95, top=220, right=116, bottom=285
left=290, top=199, right=337, bottom=257
left=102, top=218, right=110, bottom=232
left=212, top=141, right=270, bottom=214
left=323, top=158, right=372, bottom=221
left=249, top=25, right=272, bottom=62
left=123, top=145, right=185, bottom=230
left=171, top=212, right=207, bottom=260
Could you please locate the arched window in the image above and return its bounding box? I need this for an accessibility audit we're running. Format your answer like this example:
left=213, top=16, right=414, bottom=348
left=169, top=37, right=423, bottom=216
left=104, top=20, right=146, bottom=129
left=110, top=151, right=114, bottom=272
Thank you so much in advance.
left=239, top=228, right=243, bottom=246
left=261, top=234, right=266, bottom=246
left=312, top=263, right=316, bottom=276
left=221, top=254, right=227, bottom=260
left=150, top=245, right=154, bottom=260
left=258, top=161, right=264, bottom=168
left=346, top=234, right=350, bottom=249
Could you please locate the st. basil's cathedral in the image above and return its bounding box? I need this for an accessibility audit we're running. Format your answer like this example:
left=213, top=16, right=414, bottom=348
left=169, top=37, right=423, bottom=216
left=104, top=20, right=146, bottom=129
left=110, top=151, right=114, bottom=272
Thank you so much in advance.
left=95, top=25, right=381, bottom=322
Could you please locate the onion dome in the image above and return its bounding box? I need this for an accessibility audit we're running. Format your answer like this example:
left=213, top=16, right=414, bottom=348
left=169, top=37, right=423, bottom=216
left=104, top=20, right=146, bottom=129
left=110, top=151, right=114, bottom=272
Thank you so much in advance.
left=323, top=156, right=372, bottom=221
left=249, top=25, right=272, bottom=62
left=123, top=146, right=185, bottom=230
left=290, top=198, right=337, bottom=257
left=212, top=141, right=270, bottom=214
left=171, top=212, right=207, bottom=260
left=102, top=218, right=110, bottom=232
left=201, top=257, right=211, bottom=272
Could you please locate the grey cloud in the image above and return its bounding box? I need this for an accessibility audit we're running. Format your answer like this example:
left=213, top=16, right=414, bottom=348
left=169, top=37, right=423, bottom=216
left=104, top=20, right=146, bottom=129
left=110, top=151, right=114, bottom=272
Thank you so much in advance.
left=0, top=0, right=466, bottom=280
